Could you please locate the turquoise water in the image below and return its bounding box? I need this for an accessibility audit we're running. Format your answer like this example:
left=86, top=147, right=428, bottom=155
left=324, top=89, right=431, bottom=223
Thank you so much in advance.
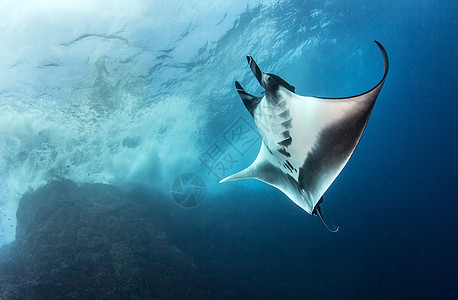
left=0, top=1, right=456, bottom=298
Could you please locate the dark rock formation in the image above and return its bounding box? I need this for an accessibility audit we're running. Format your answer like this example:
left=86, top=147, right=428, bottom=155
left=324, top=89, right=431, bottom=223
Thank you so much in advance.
left=0, top=180, right=213, bottom=299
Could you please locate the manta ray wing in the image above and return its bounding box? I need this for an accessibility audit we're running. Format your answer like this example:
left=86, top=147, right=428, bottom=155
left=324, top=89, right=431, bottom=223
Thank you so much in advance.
left=221, top=41, right=389, bottom=217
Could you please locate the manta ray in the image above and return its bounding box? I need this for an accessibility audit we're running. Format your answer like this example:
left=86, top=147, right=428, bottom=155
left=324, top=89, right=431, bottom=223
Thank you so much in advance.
left=220, top=41, right=388, bottom=231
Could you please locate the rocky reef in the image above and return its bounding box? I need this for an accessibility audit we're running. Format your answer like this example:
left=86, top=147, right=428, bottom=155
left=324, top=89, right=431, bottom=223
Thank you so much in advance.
left=0, top=180, right=214, bottom=299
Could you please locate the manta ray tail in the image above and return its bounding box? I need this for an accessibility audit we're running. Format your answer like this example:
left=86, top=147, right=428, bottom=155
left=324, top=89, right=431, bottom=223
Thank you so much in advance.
left=313, top=197, right=339, bottom=233
left=316, top=207, right=339, bottom=233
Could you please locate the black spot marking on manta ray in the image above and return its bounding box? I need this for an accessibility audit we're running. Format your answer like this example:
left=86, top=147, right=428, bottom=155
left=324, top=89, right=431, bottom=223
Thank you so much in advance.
left=278, top=147, right=291, bottom=157
left=285, top=160, right=296, bottom=173
left=283, top=161, right=296, bottom=173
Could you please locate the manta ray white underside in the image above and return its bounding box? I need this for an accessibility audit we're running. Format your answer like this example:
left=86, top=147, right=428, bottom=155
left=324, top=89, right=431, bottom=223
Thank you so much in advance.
left=220, top=41, right=389, bottom=231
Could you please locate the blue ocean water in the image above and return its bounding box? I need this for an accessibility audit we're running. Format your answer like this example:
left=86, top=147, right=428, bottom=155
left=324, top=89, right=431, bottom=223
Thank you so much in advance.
left=0, top=0, right=456, bottom=298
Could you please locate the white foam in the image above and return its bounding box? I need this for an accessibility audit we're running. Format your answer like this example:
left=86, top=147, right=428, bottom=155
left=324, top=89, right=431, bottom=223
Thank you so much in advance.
left=0, top=0, right=337, bottom=245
